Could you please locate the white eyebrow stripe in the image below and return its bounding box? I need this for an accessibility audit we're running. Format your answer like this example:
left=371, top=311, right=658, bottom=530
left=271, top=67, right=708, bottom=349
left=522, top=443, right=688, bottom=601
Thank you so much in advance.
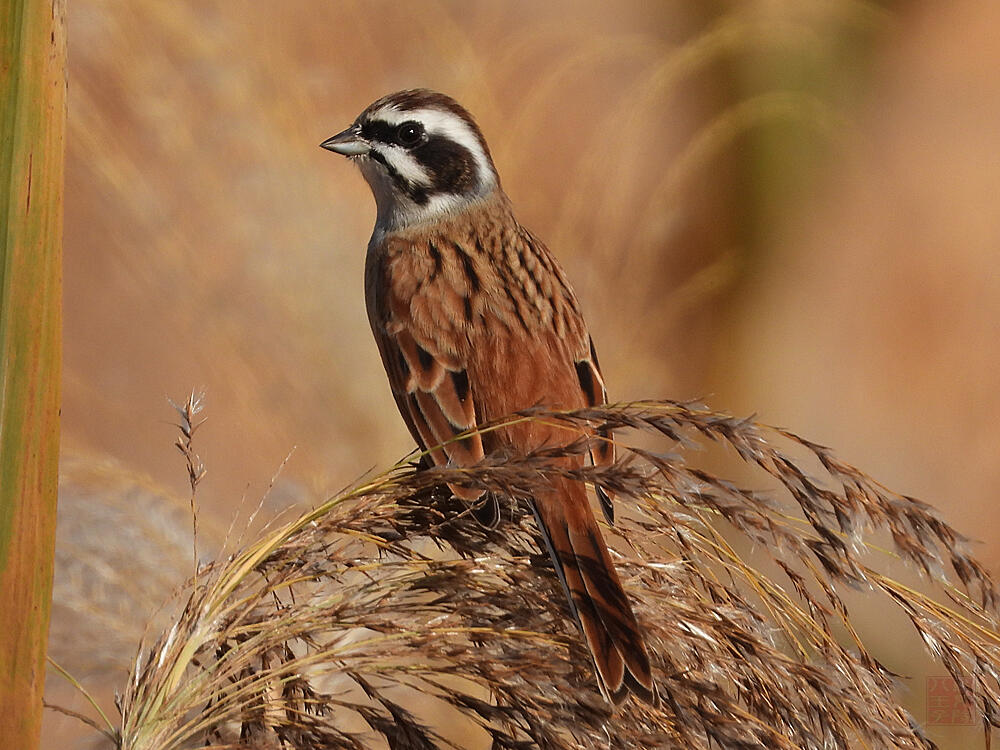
left=373, top=106, right=496, bottom=192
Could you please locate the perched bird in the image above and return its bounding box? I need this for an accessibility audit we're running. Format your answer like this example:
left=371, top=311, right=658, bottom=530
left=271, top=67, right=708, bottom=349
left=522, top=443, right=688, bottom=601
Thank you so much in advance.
left=321, top=89, right=657, bottom=706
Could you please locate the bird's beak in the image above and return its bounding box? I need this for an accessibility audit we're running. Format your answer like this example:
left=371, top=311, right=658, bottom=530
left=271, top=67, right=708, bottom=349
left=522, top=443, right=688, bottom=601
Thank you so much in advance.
left=320, top=126, right=370, bottom=156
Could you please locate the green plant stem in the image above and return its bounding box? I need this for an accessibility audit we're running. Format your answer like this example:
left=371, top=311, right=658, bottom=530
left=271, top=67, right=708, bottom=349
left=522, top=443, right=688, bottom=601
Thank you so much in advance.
left=0, top=1, right=66, bottom=748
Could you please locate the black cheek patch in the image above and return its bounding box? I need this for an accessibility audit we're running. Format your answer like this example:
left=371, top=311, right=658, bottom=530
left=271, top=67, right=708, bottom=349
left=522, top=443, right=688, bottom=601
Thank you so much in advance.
left=418, top=137, right=477, bottom=195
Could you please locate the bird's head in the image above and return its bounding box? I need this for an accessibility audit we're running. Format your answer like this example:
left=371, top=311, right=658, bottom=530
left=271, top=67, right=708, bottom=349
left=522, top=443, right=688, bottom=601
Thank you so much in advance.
left=322, top=89, right=500, bottom=230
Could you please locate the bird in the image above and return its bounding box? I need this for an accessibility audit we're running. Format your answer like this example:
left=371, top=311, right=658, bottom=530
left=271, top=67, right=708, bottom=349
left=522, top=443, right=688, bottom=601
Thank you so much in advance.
left=321, top=89, right=657, bottom=706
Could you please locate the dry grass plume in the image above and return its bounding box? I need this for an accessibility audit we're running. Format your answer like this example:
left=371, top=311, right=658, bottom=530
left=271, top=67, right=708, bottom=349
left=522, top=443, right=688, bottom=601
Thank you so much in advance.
left=62, top=399, right=998, bottom=749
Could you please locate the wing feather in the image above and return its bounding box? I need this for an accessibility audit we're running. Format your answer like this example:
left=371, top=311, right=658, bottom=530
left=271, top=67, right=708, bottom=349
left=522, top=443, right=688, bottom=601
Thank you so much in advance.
left=379, top=320, right=485, bottom=503
left=575, top=337, right=616, bottom=523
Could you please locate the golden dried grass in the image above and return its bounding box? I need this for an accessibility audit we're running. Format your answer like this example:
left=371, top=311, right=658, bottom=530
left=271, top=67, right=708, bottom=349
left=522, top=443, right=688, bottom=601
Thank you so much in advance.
left=84, top=400, right=999, bottom=749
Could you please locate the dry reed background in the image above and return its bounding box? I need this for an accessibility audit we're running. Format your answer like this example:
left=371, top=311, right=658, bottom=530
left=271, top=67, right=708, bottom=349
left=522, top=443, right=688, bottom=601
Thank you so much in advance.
left=46, top=0, right=1000, bottom=748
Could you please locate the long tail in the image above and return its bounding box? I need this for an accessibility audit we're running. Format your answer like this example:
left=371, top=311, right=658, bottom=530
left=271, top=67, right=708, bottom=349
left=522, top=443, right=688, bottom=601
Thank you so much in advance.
left=531, top=477, right=658, bottom=706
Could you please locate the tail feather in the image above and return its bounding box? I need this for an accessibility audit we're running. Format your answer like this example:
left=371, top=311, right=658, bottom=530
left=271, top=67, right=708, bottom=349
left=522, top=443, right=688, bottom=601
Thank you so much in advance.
left=530, top=478, right=658, bottom=706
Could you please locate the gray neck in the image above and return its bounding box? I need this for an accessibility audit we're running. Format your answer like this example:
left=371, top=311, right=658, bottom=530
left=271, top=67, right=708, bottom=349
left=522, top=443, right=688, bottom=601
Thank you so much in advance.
left=360, top=158, right=497, bottom=234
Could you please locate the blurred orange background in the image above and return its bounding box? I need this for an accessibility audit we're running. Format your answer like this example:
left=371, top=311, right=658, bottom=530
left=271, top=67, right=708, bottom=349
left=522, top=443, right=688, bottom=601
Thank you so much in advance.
left=47, top=1, right=1000, bottom=748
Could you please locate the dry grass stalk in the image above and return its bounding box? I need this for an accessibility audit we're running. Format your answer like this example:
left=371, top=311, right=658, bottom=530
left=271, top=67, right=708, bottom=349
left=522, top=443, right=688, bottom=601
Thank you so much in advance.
left=169, top=391, right=207, bottom=581
left=108, top=400, right=999, bottom=749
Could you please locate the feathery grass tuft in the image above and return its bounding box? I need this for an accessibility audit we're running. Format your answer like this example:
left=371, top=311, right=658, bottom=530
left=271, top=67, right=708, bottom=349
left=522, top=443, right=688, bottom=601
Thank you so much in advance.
left=106, top=400, right=999, bottom=749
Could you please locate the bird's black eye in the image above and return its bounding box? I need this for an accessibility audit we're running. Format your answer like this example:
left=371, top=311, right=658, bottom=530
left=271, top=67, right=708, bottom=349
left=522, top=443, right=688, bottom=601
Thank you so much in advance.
left=395, top=121, right=424, bottom=148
